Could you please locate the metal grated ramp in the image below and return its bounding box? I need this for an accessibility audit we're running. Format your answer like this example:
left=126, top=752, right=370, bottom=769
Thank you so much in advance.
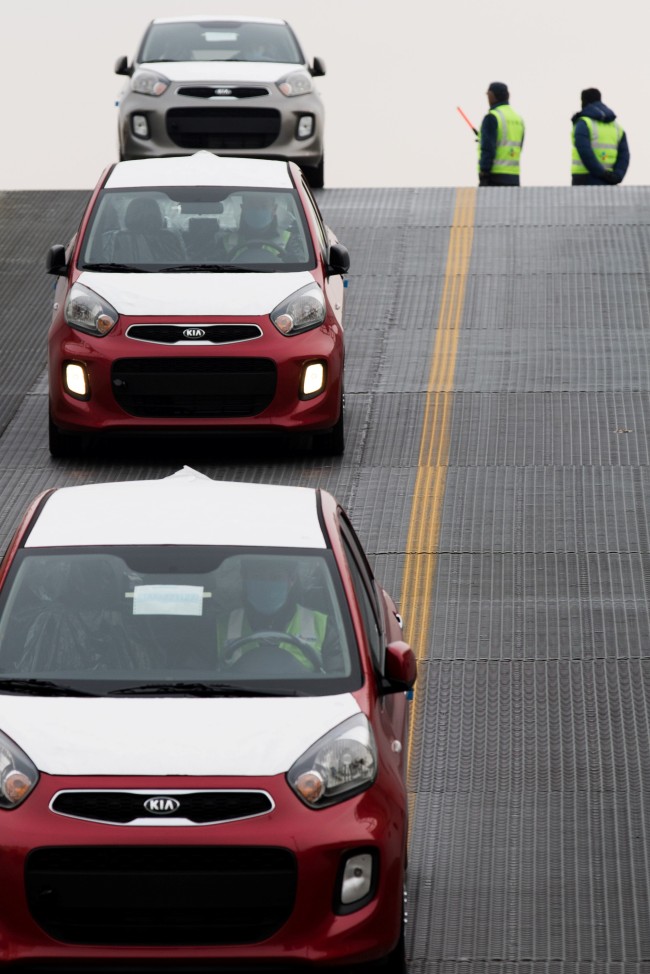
left=1, top=186, right=650, bottom=972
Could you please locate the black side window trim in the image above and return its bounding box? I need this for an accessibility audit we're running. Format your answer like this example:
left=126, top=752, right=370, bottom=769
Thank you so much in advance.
left=339, top=517, right=383, bottom=638
left=300, top=177, right=328, bottom=258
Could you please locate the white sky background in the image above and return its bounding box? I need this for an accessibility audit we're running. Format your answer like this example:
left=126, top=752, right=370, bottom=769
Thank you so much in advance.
left=2, top=0, right=648, bottom=190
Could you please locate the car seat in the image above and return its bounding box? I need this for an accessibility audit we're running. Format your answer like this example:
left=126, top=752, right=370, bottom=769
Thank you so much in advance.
left=16, top=558, right=155, bottom=673
left=186, top=217, right=220, bottom=261
left=109, top=197, right=186, bottom=264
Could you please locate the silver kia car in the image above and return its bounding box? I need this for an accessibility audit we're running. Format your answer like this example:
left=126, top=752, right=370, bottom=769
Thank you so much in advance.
left=115, top=17, right=326, bottom=187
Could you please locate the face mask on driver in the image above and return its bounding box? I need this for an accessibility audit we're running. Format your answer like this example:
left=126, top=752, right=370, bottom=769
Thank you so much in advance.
left=243, top=206, right=274, bottom=231
left=246, top=578, right=291, bottom=615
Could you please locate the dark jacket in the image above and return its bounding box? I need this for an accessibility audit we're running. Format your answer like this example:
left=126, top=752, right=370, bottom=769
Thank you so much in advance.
left=571, top=101, right=630, bottom=185
left=479, top=101, right=523, bottom=186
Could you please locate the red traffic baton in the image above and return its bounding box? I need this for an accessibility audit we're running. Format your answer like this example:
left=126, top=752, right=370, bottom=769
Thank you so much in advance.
left=456, top=106, right=479, bottom=136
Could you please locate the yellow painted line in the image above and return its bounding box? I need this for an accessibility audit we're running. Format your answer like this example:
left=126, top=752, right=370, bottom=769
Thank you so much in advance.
left=402, top=188, right=476, bottom=762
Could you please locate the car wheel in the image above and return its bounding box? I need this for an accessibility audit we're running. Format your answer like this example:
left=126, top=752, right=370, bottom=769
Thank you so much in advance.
left=48, top=414, right=82, bottom=459
left=305, top=154, right=325, bottom=189
left=314, top=390, right=344, bottom=456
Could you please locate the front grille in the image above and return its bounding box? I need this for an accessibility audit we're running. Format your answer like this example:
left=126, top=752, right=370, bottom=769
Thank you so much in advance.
left=51, top=790, right=273, bottom=825
left=178, top=85, right=270, bottom=100
left=111, top=357, right=277, bottom=418
left=166, top=108, right=281, bottom=149
left=126, top=324, right=262, bottom=345
left=26, top=846, right=297, bottom=946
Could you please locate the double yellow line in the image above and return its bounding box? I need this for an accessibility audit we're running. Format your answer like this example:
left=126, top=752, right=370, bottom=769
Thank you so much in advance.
left=401, top=188, right=477, bottom=675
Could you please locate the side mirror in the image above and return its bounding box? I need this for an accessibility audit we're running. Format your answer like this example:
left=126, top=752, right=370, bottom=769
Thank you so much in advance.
left=115, top=56, right=132, bottom=77
left=46, top=245, right=68, bottom=277
left=383, top=640, right=417, bottom=692
left=327, top=242, right=350, bottom=276
left=310, top=57, right=326, bottom=78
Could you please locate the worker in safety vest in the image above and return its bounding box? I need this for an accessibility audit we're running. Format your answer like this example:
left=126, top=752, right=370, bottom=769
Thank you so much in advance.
left=217, top=556, right=342, bottom=674
left=571, top=88, right=629, bottom=186
left=478, top=82, right=525, bottom=186
left=219, top=192, right=302, bottom=262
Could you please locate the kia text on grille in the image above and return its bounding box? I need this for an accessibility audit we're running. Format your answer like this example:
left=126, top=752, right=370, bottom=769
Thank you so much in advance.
left=144, top=797, right=181, bottom=813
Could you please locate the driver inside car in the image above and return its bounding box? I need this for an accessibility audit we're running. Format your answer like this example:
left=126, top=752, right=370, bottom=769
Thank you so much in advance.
left=218, top=193, right=302, bottom=263
left=217, top=557, right=339, bottom=674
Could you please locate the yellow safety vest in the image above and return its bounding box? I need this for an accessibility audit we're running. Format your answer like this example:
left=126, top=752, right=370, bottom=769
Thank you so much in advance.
left=571, top=117, right=623, bottom=174
left=478, top=105, right=525, bottom=175
left=220, top=604, right=327, bottom=669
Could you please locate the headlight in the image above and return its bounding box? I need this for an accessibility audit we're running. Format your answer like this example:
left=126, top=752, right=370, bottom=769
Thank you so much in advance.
left=277, top=71, right=313, bottom=97
left=288, top=713, right=377, bottom=808
left=270, top=283, right=326, bottom=336
left=0, top=730, right=39, bottom=809
left=131, top=70, right=170, bottom=96
left=64, top=283, right=118, bottom=337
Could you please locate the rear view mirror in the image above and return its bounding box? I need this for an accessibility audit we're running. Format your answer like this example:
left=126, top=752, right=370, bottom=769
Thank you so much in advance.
left=180, top=201, right=224, bottom=215
left=311, top=57, right=326, bottom=78
left=383, top=641, right=417, bottom=692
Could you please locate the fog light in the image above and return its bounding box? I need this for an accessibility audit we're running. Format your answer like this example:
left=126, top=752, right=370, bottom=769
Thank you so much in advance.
left=301, top=362, right=325, bottom=397
left=132, top=114, right=150, bottom=138
left=297, top=115, right=314, bottom=139
left=64, top=363, right=89, bottom=399
left=340, top=853, right=373, bottom=905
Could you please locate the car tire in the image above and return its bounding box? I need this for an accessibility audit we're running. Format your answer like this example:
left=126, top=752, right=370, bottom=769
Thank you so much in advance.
left=314, top=390, right=344, bottom=456
left=305, top=154, right=325, bottom=189
left=48, top=414, right=83, bottom=459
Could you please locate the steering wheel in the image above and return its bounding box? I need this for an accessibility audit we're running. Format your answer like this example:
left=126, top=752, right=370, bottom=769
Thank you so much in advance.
left=233, top=240, right=284, bottom=262
left=223, top=630, right=323, bottom=672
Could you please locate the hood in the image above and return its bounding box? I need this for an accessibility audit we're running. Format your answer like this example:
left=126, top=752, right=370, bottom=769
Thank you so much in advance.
left=138, top=60, right=300, bottom=85
left=572, top=101, right=617, bottom=124
left=0, top=693, right=360, bottom=776
left=78, top=270, right=314, bottom=316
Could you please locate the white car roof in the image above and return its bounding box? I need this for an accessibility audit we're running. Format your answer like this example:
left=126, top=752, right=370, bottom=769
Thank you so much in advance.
left=151, top=15, right=287, bottom=26
left=105, top=151, right=293, bottom=190
left=26, top=468, right=327, bottom=550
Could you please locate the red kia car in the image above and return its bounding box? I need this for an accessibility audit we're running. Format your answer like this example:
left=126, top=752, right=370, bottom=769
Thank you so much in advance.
left=46, top=152, right=349, bottom=457
left=0, top=469, right=415, bottom=970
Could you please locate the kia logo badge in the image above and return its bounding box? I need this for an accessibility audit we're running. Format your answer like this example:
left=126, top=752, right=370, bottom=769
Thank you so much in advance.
left=215, top=87, right=232, bottom=96
left=183, top=328, right=206, bottom=339
left=144, top=796, right=181, bottom=814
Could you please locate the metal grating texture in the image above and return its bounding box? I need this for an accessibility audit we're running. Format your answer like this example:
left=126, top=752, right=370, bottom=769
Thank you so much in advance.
left=0, top=190, right=89, bottom=437
left=1, top=186, right=650, bottom=973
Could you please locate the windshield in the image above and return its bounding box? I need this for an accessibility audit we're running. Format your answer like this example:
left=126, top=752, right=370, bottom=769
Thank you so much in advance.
left=139, top=20, right=303, bottom=64
left=79, top=186, right=315, bottom=272
left=0, top=547, right=360, bottom=696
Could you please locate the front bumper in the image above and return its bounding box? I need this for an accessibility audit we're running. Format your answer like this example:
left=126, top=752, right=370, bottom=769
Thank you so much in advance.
left=117, top=89, right=324, bottom=168
left=0, top=771, right=406, bottom=968
left=48, top=316, right=343, bottom=437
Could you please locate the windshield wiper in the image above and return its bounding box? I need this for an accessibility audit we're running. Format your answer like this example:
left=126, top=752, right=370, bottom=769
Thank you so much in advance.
left=0, top=678, right=98, bottom=697
left=81, top=262, right=150, bottom=273
left=107, top=681, right=302, bottom=697
left=157, top=263, right=257, bottom=273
